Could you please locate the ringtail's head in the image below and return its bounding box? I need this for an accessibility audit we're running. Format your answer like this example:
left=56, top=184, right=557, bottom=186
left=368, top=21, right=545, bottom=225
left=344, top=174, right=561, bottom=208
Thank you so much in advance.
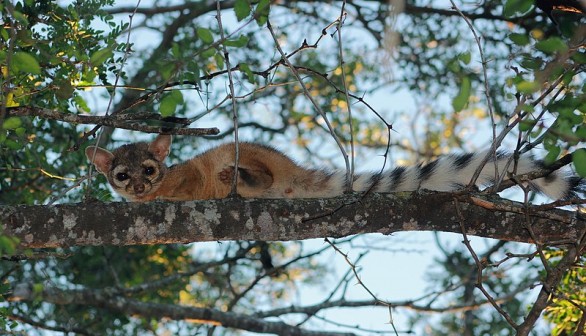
left=86, top=135, right=172, bottom=201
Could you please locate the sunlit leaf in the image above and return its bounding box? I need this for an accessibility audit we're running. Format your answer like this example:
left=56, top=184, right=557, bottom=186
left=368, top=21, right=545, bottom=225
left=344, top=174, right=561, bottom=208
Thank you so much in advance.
left=160, top=90, right=184, bottom=117
left=4, top=92, right=19, bottom=107
left=2, top=117, right=22, bottom=130
left=516, top=80, right=540, bottom=94
left=452, top=76, right=471, bottom=112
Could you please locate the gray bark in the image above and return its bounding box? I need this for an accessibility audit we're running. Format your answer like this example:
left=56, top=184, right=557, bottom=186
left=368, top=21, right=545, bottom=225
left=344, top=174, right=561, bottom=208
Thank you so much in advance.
left=1, top=192, right=584, bottom=248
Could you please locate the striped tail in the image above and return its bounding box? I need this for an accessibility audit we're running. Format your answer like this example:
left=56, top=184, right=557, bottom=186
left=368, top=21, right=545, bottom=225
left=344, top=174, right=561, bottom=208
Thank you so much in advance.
left=352, top=150, right=584, bottom=200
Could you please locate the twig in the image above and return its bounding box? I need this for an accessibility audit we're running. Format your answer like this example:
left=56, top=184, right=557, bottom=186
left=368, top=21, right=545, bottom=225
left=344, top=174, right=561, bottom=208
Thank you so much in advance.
left=453, top=198, right=519, bottom=328
left=85, top=0, right=143, bottom=201
left=266, top=20, right=351, bottom=184
left=324, top=238, right=400, bottom=336
left=448, top=0, right=499, bottom=185
left=216, top=1, right=240, bottom=196
left=335, top=2, right=355, bottom=192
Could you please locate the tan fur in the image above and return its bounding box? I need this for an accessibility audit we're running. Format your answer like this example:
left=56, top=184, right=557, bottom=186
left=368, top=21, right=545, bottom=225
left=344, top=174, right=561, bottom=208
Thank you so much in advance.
left=86, top=135, right=341, bottom=201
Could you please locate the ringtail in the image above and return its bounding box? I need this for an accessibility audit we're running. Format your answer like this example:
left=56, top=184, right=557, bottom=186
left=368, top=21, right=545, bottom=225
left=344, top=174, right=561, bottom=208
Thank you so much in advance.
left=86, top=134, right=584, bottom=202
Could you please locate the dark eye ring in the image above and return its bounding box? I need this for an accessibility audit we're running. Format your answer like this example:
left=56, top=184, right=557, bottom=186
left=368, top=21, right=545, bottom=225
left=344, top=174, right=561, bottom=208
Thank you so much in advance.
left=116, top=172, right=129, bottom=181
left=144, top=167, right=155, bottom=176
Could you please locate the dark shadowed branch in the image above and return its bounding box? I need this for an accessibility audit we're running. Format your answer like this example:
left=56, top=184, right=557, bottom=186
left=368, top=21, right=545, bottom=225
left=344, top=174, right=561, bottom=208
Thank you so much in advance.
left=7, top=106, right=219, bottom=136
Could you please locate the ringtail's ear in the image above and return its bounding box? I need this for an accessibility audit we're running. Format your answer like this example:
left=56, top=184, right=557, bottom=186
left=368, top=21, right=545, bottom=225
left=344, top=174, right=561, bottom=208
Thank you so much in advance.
left=85, top=146, right=114, bottom=174
left=148, top=134, right=172, bottom=162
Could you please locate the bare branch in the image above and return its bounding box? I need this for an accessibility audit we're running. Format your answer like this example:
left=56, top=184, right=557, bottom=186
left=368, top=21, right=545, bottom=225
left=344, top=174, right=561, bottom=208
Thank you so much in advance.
left=266, top=20, right=351, bottom=183
left=7, top=106, right=219, bottom=136
left=10, top=282, right=355, bottom=336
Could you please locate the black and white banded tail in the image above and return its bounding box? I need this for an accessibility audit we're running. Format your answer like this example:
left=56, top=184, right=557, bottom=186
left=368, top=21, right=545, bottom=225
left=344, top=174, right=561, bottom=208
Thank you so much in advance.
left=347, top=150, right=584, bottom=200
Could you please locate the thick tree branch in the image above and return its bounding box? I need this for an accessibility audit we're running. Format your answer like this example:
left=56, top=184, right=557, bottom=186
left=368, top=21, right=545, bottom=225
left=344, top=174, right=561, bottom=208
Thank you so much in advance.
left=1, top=193, right=584, bottom=249
left=10, top=282, right=353, bottom=336
left=7, top=281, right=533, bottom=336
left=7, top=106, right=219, bottom=136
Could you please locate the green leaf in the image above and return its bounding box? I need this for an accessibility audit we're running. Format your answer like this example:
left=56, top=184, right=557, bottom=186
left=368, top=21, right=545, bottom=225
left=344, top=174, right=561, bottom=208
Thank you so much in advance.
left=521, top=104, right=535, bottom=112
left=0, top=235, right=17, bottom=255
left=159, top=90, right=184, bottom=117
left=535, top=37, right=568, bottom=54
left=572, top=148, right=586, bottom=177
left=171, top=43, right=181, bottom=58
left=224, top=35, right=249, bottom=48
left=159, top=63, right=176, bottom=81
left=0, top=27, right=9, bottom=41
left=503, top=0, right=534, bottom=18
left=201, top=48, right=216, bottom=58
left=56, top=80, right=75, bottom=100
left=520, top=58, right=542, bottom=70
left=2, top=117, right=22, bottom=130
left=214, top=53, right=225, bottom=70
left=234, top=0, right=251, bottom=21
left=239, top=63, right=255, bottom=84
left=452, top=76, right=471, bottom=112
left=15, top=127, right=26, bottom=136
left=3, top=139, right=21, bottom=150
left=11, top=10, right=29, bottom=27
left=12, top=51, right=41, bottom=74
left=197, top=27, right=214, bottom=44
left=254, top=0, right=270, bottom=26
left=458, top=51, right=471, bottom=65
left=89, top=47, right=114, bottom=66
left=571, top=51, right=586, bottom=64
left=575, top=125, right=586, bottom=139
left=74, top=95, right=91, bottom=113
left=544, top=146, right=561, bottom=165
left=32, top=283, right=44, bottom=296
left=516, top=80, right=540, bottom=94
left=519, top=118, right=537, bottom=132
left=509, top=33, right=530, bottom=46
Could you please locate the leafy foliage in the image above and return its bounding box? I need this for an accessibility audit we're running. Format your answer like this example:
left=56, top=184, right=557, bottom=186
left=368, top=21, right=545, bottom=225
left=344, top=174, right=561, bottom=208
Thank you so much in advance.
left=543, top=249, right=586, bottom=335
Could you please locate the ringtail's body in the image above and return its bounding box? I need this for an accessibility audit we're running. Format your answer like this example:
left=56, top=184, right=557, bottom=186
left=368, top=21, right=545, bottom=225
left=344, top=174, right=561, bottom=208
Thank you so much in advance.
left=86, top=135, right=583, bottom=202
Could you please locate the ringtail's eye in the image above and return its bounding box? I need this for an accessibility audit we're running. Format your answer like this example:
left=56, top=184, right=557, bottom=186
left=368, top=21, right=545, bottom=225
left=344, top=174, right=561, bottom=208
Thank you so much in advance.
left=116, top=172, right=129, bottom=181
left=144, top=167, right=155, bottom=175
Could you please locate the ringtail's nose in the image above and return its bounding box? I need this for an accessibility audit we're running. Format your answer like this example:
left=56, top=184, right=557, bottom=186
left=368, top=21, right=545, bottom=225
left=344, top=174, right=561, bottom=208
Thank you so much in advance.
left=133, top=184, right=145, bottom=193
